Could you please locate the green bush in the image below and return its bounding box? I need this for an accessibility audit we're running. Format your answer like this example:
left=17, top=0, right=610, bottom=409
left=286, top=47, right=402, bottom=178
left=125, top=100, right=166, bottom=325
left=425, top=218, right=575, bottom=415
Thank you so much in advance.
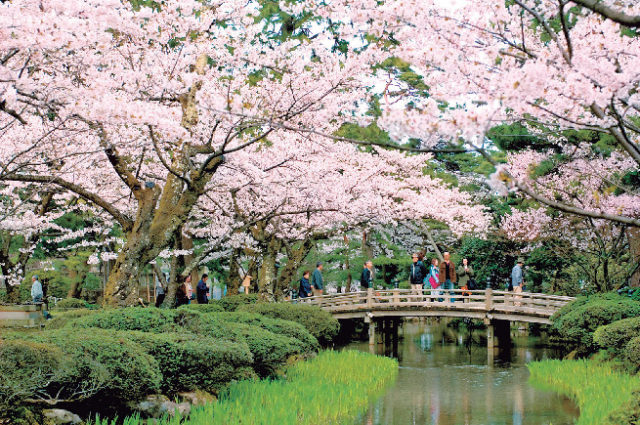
left=215, top=294, right=259, bottom=311
left=216, top=312, right=318, bottom=353
left=0, top=339, right=64, bottom=409
left=68, top=307, right=180, bottom=333
left=7, top=329, right=162, bottom=403
left=53, top=297, right=87, bottom=309
left=232, top=323, right=306, bottom=377
left=623, top=336, right=640, bottom=372
left=594, top=317, right=640, bottom=354
left=238, top=303, right=339, bottom=346
left=177, top=303, right=225, bottom=314
left=45, top=308, right=96, bottom=329
left=125, top=331, right=253, bottom=394
left=551, top=293, right=640, bottom=354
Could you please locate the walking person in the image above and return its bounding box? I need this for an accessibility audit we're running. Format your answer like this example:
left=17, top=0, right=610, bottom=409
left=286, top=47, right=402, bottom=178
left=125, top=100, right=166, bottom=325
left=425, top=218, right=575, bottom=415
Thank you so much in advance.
left=409, top=253, right=427, bottom=289
left=196, top=273, right=210, bottom=304
left=185, top=275, right=193, bottom=303
left=298, top=271, right=312, bottom=299
left=311, top=262, right=324, bottom=296
left=512, top=258, right=525, bottom=306
left=155, top=275, right=166, bottom=308
left=438, top=252, right=457, bottom=302
left=360, top=261, right=373, bottom=290
left=458, top=258, right=474, bottom=300
left=30, top=275, right=43, bottom=303
left=427, top=258, right=440, bottom=301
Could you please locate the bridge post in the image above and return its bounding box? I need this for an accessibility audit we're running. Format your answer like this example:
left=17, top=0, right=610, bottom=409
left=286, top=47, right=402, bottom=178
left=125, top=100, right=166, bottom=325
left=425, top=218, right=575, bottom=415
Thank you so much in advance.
left=368, top=319, right=376, bottom=346
left=367, top=287, right=373, bottom=308
left=485, top=318, right=511, bottom=350
left=485, top=288, right=493, bottom=310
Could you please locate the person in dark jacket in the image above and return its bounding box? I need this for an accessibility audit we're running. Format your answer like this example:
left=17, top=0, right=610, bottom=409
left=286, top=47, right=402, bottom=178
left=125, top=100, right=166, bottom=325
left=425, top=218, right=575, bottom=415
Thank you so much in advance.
left=298, top=271, right=312, bottom=298
left=439, top=252, right=457, bottom=302
left=409, top=253, right=428, bottom=293
left=196, top=274, right=209, bottom=304
left=360, top=261, right=373, bottom=289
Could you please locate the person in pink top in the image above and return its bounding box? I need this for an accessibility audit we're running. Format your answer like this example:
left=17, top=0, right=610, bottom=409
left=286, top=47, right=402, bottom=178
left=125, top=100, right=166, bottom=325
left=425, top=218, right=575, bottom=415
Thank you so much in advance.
left=185, top=275, right=193, bottom=303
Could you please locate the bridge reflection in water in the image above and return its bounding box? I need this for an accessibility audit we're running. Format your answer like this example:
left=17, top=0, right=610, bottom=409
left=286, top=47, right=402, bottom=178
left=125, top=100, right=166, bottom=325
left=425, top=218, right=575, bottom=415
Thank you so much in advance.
left=348, top=321, right=580, bottom=425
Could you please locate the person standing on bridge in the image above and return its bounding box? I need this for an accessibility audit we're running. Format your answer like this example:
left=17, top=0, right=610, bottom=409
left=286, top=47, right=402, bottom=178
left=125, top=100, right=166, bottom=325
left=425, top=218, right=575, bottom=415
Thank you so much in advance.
left=360, top=261, right=373, bottom=290
left=298, top=270, right=312, bottom=298
left=409, top=253, right=427, bottom=298
left=439, top=252, right=457, bottom=302
left=311, top=262, right=324, bottom=296
left=511, top=258, right=524, bottom=292
left=458, top=258, right=474, bottom=300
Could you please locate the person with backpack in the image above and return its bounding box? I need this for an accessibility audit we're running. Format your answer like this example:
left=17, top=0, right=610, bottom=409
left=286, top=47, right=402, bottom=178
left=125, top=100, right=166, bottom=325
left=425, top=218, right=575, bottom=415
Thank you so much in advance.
left=409, top=253, right=428, bottom=298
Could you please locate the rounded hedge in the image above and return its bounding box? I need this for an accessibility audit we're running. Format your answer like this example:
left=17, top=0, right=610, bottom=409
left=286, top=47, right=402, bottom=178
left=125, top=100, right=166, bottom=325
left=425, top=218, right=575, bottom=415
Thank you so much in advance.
left=45, top=308, right=96, bottom=329
left=594, top=317, right=640, bottom=353
left=623, top=336, right=640, bottom=372
left=53, top=298, right=87, bottom=310
left=124, top=331, right=253, bottom=394
left=177, top=303, right=225, bottom=314
left=0, top=339, right=64, bottom=409
left=2, top=329, right=161, bottom=404
left=551, top=294, right=640, bottom=353
left=238, top=303, right=339, bottom=346
left=68, top=307, right=180, bottom=333
left=214, top=294, right=259, bottom=311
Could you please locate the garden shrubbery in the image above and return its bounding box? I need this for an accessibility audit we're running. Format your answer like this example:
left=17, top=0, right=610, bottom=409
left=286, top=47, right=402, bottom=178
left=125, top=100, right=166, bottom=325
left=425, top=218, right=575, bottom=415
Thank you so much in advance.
left=551, top=293, right=640, bottom=354
left=45, top=308, right=96, bottom=329
left=238, top=302, right=339, bottom=346
left=53, top=297, right=88, bottom=310
left=623, top=336, right=640, bottom=372
left=214, top=294, right=259, bottom=311
left=594, top=317, right=640, bottom=354
left=177, top=303, right=225, bottom=314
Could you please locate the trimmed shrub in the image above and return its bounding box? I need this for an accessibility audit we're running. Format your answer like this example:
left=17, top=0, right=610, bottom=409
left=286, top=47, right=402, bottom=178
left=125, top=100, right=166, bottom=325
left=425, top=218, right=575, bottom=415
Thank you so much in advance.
left=177, top=303, right=225, bottom=314
left=551, top=293, right=640, bottom=354
left=68, top=307, right=180, bottom=333
left=239, top=303, right=339, bottom=346
left=215, top=294, right=259, bottom=311
left=216, top=312, right=318, bottom=353
left=7, top=329, right=162, bottom=403
left=232, top=323, right=306, bottom=377
left=623, top=336, right=640, bottom=372
left=53, top=298, right=87, bottom=310
left=0, top=340, right=64, bottom=409
left=45, top=308, right=96, bottom=329
left=594, top=317, right=640, bottom=353
left=125, top=331, right=253, bottom=394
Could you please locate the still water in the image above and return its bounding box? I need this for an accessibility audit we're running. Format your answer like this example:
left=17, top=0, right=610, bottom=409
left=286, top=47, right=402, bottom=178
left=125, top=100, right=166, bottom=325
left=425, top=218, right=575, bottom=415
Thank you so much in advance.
left=349, top=320, right=579, bottom=425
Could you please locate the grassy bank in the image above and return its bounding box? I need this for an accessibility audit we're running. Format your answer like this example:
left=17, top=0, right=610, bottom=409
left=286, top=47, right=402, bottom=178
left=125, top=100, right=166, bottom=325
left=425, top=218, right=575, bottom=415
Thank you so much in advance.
left=528, top=359, right=640, bottom=425
left=95, top=350, right=397, bottom=425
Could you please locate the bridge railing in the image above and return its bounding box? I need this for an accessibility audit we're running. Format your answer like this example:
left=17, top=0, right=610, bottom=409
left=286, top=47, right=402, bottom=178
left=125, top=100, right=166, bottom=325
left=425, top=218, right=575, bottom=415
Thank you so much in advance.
left=294, top=288, right=574, bottom=317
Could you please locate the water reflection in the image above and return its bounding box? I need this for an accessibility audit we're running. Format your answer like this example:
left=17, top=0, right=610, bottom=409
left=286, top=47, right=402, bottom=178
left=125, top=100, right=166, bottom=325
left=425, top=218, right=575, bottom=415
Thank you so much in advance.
left=351, top=320, right=579, bottom=425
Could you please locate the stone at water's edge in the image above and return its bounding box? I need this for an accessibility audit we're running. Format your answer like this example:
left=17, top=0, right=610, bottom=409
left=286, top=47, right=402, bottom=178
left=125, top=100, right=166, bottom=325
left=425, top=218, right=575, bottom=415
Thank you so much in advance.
left=178, top=390, right=217, bottom=407
left=129, top=394, right=191, bottom=418
left=42, top=409, right=82, bottom=425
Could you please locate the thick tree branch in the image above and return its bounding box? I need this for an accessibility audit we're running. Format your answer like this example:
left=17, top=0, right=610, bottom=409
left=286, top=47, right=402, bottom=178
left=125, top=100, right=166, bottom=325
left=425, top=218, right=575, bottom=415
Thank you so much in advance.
left=570, top=0, right=640, bottom=27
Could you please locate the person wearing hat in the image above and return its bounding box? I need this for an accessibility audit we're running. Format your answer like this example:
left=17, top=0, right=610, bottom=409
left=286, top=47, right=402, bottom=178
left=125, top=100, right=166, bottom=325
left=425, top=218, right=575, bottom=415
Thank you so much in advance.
left=311, top=262, right=324, bottom=296
left=511, top=258, right=525, bottom=292
left=31, top=275, right=43, bottom=303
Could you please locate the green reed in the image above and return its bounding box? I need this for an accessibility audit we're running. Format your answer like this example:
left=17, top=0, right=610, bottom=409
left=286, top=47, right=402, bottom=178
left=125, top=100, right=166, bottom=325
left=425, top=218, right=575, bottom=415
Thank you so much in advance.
left=528, top=359, right=640, bottom=425
left=94, top=350, right=398, bottom=425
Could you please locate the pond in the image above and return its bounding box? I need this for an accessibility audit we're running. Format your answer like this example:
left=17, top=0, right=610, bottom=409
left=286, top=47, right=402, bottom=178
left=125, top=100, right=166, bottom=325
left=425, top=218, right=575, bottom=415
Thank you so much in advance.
left=348, top=320, right=579, bottom=425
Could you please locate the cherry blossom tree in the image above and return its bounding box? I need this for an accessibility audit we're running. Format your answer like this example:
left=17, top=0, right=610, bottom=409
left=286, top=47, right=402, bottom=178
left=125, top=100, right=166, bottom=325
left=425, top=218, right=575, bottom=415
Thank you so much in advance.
left=0, top=0, right=376, bottom=305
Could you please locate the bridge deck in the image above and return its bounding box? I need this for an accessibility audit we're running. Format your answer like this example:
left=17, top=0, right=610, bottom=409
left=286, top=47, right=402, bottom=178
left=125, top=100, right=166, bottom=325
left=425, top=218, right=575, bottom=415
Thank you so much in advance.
left=295, top=289, right=574, bottom=324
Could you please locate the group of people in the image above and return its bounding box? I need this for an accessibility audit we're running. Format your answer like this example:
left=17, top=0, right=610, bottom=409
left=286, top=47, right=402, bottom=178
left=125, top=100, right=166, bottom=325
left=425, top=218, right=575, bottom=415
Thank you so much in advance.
left=155, top=273, right=211, bottom=307
left=409, top=251, right=475, bottom=301
left=296, top=251, right=527, bottom=299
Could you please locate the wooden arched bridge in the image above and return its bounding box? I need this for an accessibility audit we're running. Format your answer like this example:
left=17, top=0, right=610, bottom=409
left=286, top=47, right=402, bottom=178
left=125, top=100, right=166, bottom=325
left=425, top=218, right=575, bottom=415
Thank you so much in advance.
left=295, top=288, right=575, bottom=348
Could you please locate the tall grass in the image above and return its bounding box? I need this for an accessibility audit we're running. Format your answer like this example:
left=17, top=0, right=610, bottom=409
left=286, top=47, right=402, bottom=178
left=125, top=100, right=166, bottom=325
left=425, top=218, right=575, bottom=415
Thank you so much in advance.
left=528, top=359, right=640, bottom=425
left=94, top=350, right=397, bottom=425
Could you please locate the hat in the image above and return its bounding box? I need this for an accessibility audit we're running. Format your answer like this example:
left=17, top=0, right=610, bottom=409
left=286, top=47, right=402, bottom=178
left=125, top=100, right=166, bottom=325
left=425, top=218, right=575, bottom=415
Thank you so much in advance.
left=33, top=275, right=38, bottom=280
left=316, top=262, right=323, bottom=267
left=517, top=257, right=525, bottom=264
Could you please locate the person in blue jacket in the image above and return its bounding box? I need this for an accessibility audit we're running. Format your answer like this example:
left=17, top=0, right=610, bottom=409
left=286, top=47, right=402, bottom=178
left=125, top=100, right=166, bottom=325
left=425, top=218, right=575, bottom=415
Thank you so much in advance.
left=196, top=274, right=210, bottom=304
left=298, top=270, right=312, bottom=298
left=31, top=275, right=43, bottom=303
left=311, top=262, right=324, bottom=296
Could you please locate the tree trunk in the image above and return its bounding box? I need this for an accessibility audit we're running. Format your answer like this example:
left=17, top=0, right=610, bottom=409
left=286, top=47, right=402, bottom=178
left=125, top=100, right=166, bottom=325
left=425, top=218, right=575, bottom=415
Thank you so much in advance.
left=226, top=248, right=243, bottom=295
left=257, top=238, right=282, bottom=301
left=276, top=239, right=314, bottom=297
left=628, top=228, right=640, bottom=287
left=344, top=234, right=352, bottom=289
